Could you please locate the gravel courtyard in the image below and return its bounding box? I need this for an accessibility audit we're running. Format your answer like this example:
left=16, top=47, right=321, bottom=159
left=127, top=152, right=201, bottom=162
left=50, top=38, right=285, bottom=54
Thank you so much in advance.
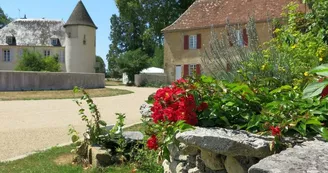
left=0, top=86, right=157, bottom=161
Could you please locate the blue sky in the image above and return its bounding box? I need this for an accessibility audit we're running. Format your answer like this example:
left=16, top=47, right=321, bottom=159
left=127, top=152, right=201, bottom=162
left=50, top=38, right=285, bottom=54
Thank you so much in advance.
left=0, top=0, right=118, bottom=68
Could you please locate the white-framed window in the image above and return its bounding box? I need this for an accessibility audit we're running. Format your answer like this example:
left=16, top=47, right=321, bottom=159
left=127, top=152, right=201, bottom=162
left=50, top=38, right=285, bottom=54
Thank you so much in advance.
left=189, top=64, right=197, bottom=76
left=235, top=30, right=243, bottom=46
left=3, top=49, right=10, bottom=62
left=6, top=36, right=14, bottom=45
left=51, top=38, right=58, bottom=46
left=189, top=35, right=197, bottom=49
left=44, top=50, right=51, bottom=57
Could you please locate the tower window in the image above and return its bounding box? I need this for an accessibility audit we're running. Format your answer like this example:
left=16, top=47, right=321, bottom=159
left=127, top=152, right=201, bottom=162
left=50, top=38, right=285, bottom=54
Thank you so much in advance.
left=68, top=32, right=71, bottom=38
left=83, top=35, right=86, bottom=45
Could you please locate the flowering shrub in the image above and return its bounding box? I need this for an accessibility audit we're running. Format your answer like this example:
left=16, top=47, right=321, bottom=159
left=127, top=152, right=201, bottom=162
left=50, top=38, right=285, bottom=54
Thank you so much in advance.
left=146, top=74, right=328, bottom=157
left=144, top=79, right=208, bottom=160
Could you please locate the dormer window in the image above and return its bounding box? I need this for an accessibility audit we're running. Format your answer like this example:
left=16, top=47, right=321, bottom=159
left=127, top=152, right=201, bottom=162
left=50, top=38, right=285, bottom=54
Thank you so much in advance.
left=51, top=38, right=59, bottom=46
left=6, top=36, right=15, bottom=45
left=83, top=35, right=86, bottom=45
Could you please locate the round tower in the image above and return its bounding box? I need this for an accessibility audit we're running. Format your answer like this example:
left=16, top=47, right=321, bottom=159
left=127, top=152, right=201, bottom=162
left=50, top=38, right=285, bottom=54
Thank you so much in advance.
left=64, top=1, right=97, bottom=73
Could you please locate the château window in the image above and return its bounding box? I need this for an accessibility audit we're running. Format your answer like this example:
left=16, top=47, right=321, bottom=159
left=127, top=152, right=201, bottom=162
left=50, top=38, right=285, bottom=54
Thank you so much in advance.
left=188, top=64, right=197, bottom=76
left=188, top=35, right=197, bottom=49
left=3, top=49, right=11, bottom=62
left=44, top=50, right=51, bottom=57
left=51, top=38, right=58, bottom=46
left=6, top=36, right=15, bottom=45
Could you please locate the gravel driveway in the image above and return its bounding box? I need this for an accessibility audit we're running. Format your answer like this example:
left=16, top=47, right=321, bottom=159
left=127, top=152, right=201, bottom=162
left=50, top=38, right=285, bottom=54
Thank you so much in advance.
left=0, top=86, right=157, bottom=161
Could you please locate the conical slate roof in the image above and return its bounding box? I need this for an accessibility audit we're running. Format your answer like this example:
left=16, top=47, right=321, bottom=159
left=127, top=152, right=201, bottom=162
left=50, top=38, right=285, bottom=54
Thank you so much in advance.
left=64, top=1, right=97, bottom=29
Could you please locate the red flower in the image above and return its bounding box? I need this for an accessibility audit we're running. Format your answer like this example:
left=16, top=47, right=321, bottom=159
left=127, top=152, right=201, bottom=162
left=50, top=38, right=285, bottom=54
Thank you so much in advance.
left=163, top=107, right=176, bottom=122
left=147, top=135, right=159, bottom=150
left=151, top=82, right=199, bottom=126
left=197, top=102, right=208, bottom=112
left=321, top=85, right=328, bottom=99
left=270, top=126, right=281, bottom=136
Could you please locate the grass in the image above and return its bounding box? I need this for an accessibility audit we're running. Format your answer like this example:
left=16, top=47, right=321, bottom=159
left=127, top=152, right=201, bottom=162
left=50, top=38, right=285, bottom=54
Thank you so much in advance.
left=105, top=80, right=125, bottom=86
left=0, top=145, right=138, bottom=173
left=0, top=123, right=161, bottom=173
left=0, top=88, right=133, bottom=101
left=124, top=123, right=144, bottom=132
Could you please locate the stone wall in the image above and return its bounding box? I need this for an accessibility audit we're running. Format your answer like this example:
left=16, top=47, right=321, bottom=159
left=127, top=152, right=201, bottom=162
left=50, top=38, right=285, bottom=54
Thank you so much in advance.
left=163, top=127, right=328, bottom=173
left=0, top=70, right=105, bottom=91
left=134, top=73, right=168, bottom=86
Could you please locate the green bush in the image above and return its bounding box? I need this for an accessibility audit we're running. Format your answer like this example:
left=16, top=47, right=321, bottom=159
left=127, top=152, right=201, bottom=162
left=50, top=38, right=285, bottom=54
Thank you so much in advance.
left=15, top=49, right=61, bottom=72
left=117, top=49, right=150, bottom=83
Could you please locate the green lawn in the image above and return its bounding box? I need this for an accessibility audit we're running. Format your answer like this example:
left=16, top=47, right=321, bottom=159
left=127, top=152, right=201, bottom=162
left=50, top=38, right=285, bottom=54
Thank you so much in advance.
left=105, top=80, right=125, bottom=86
left=0, top=88, right=133, bottom=101
left=0, top=145, right=138, bottom=173
left=0, top=123, right=161, bottom=173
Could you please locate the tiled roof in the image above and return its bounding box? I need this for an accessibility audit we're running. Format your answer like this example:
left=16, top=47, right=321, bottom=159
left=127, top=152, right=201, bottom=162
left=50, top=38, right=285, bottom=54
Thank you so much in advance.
left=64, top=1, right=97, bottom=29
left=0, top=19, right=65, bottom=46
left=162, top=0, right=306, bottom=32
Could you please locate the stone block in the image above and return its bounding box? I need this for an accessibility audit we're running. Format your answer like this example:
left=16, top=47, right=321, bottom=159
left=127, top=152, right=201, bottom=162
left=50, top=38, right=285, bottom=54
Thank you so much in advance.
left=90, top=146, right=112, bottom=167
left=180, top=143, right=199, bottom=156
left=188, top=168, right=201, bottom=173
left=224, top=156, right=246, bottom=173
left=176, top=127, right=273, bottom=158
left=200, top=150, right=225, bottom=171
left=249, top=141, right=328, bottom=173
left=122, top=131, right=144, bottom=141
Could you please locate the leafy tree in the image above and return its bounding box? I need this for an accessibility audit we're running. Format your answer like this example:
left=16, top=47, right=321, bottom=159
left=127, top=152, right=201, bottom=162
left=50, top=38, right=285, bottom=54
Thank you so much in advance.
left=151, top=46, right=164, bottom=68
left=140, top=0, right=196, bottom=44
left=107, top=0, right=195, bottom=76
left=0, top=7, right=11, bottom=27
left=43, top=55, right=61, bottom=72
left=117, top=49, right=150, bottom=82
left=16, top=50, right=61, bottom=72
left=95, top=56, right=106, bottom=74
left=107, top=55, right=122, bottom=78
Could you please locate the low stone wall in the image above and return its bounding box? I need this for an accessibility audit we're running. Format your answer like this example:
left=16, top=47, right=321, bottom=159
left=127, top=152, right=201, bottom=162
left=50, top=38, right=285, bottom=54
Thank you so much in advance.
left=0, top=71, right=105, bottom=91
left=164, top=127, right=327, bottom=173
left=134, top=73, right=168, bottom=86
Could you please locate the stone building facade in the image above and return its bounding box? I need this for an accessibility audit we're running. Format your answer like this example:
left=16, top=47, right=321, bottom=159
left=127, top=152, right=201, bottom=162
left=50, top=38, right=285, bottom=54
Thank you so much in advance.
left=0, top=1, right=97, bottom=73
left=162, top=0, right=306, bottom=83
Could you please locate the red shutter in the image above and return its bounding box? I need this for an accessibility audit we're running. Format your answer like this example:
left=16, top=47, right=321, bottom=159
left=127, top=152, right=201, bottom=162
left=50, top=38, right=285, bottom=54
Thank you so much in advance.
left=197, top=34, right=201, bottom=49
left=243, top=28, right=248, bottom=46
left=196, top=64, right=201, bottom=75
left=183, top=64, right=189, bottom=77
left=184, top=35, right=189, bottom=50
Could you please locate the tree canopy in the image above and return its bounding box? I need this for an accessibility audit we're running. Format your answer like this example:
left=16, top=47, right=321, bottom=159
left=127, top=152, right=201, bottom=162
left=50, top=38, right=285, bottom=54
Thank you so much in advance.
left=117, top=48, right=150, bottom=82
left=0, top=7, right=11, bottom=27
left=95, top=56, right=106, bottom=74
left=107, top=0, right=195, bottom=79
